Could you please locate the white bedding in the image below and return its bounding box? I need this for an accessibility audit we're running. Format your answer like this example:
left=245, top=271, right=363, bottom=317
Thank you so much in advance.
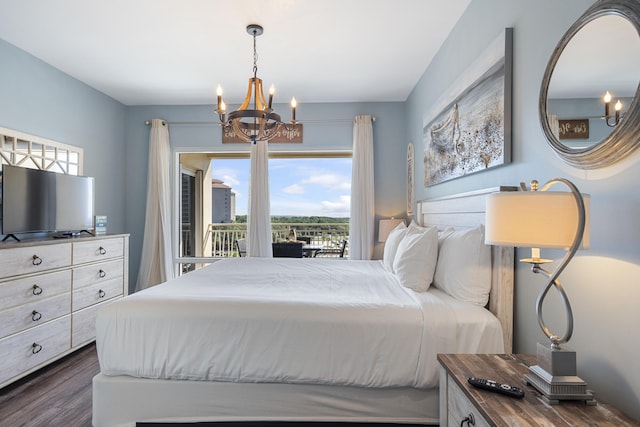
left=96, top=258, right=503, bottom=389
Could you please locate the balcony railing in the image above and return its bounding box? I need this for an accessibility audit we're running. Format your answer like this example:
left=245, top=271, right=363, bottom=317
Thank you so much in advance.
left=201, top=222, right=349, bottom=258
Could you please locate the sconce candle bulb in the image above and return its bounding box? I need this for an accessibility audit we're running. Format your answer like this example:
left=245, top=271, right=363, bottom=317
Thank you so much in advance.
left=603, top=91, right=623, bottom=127
left=603, top=91, right=612, bottom=117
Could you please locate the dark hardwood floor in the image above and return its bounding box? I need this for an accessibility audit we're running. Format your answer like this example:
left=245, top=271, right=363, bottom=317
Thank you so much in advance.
left=0, top=343, right=98, bottom=427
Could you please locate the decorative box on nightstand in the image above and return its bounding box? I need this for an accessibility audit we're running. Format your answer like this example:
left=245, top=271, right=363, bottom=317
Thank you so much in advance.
left=438, top=353, right=639, bottom=426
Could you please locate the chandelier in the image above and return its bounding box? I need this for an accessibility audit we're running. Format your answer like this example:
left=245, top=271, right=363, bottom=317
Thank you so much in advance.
left=215, top=24, right=297, bottom=143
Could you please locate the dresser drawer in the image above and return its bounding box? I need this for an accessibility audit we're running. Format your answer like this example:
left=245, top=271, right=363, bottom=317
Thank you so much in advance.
left=0, top=269, right=71, bottom=311
left=72, top=298, right=118, bottom=347
left=72, top=277, right=122, bottom=311
left=73, top=237, right=123, bottom=264
left=0, top=315, right=71, bottom=386
left=0, top=243, right=71, bottom=280
left=72, top=258, right=123, bottom=289
left=0, top=292, right=71, bottom=338
left=448, top=376, right=490, bottom=427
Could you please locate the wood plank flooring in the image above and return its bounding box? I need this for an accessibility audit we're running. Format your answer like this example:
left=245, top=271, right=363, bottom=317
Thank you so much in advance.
left=0, top=343, right=98, bottom=427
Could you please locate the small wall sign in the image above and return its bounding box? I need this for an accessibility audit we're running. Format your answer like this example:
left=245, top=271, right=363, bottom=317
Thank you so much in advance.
left=558, top=119, right=589, bottom=139
left=222, top=124, right=303, bottom=144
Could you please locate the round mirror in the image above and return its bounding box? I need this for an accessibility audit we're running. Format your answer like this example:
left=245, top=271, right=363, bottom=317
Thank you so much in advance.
left=540, top=0, right=640, bottom=169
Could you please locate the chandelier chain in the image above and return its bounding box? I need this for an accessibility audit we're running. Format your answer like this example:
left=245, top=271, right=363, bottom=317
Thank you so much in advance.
left=253, top=30, right=258, bottom=79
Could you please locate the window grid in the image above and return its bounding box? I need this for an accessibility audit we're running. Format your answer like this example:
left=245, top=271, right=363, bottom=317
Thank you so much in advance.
left=0, top=127, right=83, bottom=175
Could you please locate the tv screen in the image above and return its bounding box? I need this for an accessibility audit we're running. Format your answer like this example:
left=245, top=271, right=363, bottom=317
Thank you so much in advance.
left=1, top=165, right=95, bottom=236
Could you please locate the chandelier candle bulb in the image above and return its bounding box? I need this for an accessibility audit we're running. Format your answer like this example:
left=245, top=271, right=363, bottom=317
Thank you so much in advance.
left=615, top=100, right=623, bottom=120
left=268, top=84, right=275, bottom=109
left=291, top=97, right=297, bottom=122
left=217, top=85, right=223, bottom=111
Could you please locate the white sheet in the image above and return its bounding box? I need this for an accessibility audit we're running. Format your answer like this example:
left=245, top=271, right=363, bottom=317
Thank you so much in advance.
left=96, top=258, right=503, bottom=389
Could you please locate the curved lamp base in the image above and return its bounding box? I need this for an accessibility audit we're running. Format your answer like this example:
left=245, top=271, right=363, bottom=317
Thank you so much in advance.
left=524, top=343, right=596, bottom=405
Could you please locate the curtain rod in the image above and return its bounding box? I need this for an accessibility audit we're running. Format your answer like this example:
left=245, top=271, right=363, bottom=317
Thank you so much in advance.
left=144, top=117, right=376, bottom=126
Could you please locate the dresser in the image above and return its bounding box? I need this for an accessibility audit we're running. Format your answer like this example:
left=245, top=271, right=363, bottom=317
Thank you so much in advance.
left=0, top=234, right=129, bottom=388
left=438, top=353, right=639, bottom=426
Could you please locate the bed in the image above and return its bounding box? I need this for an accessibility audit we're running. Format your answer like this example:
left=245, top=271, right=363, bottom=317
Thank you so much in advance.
left=92, top=188, right=514, bottom=427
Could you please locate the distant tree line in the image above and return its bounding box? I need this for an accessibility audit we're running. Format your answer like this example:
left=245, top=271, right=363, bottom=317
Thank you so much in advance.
left=234, top=215, right=349, bottom=224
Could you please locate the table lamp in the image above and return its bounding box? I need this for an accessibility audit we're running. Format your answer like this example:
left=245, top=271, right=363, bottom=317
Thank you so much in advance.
left=485, top=178, right=595, bottom=405
left=378, top=218, right=405, bottom=242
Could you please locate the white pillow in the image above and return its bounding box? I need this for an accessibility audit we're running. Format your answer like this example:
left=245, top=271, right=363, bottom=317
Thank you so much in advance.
left=433, top=225, right=491, bottom=306
left=407, top=220, right=430, bottom=234
left=382, top=222, right=408, bottom=272
left=392, top=225, right=438, bottom=292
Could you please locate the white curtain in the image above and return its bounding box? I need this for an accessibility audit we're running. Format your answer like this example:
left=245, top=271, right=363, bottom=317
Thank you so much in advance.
left=247, top=140, right=273, bottom=257
left=135, top=118, right=174, bottom=291
left=349, top=115, right=375, bottom=260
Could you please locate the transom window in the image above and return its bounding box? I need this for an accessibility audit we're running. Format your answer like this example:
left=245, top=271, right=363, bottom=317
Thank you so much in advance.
left=0, top=126, right=83, bottom=175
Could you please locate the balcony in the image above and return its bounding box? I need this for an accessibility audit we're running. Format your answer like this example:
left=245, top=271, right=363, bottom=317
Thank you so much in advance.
left=179, top=222, right=349, bottom=273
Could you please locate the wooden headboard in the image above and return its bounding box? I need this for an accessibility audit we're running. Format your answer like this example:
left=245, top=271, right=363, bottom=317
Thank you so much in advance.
left=417, top=187, right=516, bottom=353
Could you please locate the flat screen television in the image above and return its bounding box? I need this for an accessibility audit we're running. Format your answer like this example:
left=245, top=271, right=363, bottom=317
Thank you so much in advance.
left=1, top=164, right=95, bottom=238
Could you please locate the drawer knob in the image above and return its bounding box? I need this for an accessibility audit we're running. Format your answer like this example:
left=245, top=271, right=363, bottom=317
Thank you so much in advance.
left=31, top=310, right=42, bottom=321
left=31, top=343, right=43, bottom=354
left=99, top=269, right=107, bottom=278
left=32, top=255, right=43, bottom=266
left=98, top=289, right=106, bottom=298
left=32, top=284, right=43, bottom=295
left=461, top=413, right=475, bottom=427
left=98, top=246, right=107, bottom=255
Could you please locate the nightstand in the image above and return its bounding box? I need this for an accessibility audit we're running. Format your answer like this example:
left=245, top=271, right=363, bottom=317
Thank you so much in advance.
left=438, top=353, right=639, bottom=426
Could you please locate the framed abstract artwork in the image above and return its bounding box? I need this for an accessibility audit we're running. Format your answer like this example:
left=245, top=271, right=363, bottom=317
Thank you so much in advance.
left=423, top=28, right=513, bottom=186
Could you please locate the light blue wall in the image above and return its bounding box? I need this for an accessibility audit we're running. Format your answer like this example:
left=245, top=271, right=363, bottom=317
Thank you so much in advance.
left=407, top=0, right=640, bottom=420
left=0, top=38, right=127, bottom=236
left=124, top=102, right=407, bottom=291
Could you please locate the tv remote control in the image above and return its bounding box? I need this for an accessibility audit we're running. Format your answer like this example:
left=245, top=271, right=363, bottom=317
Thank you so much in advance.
left=467, top=377, right=525, bottom=398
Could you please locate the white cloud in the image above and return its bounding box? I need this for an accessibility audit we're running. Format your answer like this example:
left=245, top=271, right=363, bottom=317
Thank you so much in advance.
left=282, top=183, right=305, bottom=194
left=320, top=196, right=351, bottom=216
left=302, top=173, right=351, bottom=190
left=213, top=167, right=241, bottom=187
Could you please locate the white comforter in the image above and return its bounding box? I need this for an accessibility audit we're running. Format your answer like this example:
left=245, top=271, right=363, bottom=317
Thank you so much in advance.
left=96, top=258, right=503, bottom=388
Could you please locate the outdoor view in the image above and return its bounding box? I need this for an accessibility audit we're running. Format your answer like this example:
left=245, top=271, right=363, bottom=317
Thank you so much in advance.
left=212, top=157, right=352, bottom=217
left=182, top=156, right=352, bottom=265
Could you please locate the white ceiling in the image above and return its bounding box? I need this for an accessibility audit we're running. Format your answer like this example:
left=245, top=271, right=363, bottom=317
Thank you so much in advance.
left=0, top=0, right=471, bottom=106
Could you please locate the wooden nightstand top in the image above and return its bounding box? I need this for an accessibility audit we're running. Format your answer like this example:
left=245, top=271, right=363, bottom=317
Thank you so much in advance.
left=438, top=353, right=639, bottom=426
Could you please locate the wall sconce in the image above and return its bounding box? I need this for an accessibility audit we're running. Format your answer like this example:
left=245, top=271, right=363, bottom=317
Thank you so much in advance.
left=378, top=218, right=405, bottom=242
left=603, top=91, right=623, bottom=127
left=485, top=178, right=595, bottom=405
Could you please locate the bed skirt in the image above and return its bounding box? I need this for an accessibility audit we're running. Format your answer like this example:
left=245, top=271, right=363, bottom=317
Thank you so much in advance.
left=92, top=374, right=439, bottom=427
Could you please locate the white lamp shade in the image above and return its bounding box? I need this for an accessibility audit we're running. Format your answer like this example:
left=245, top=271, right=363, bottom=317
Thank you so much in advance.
left=485, top=191, right=590, bottom=249
left=378, top=218, right=405, bottom=242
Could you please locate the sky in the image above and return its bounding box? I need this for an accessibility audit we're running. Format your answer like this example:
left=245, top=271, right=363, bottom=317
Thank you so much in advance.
left=211, top=157, right=352, bottom=218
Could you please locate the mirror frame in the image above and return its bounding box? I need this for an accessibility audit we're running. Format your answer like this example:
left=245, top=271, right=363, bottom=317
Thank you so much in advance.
left=540, top=0, right=640, bottom=169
